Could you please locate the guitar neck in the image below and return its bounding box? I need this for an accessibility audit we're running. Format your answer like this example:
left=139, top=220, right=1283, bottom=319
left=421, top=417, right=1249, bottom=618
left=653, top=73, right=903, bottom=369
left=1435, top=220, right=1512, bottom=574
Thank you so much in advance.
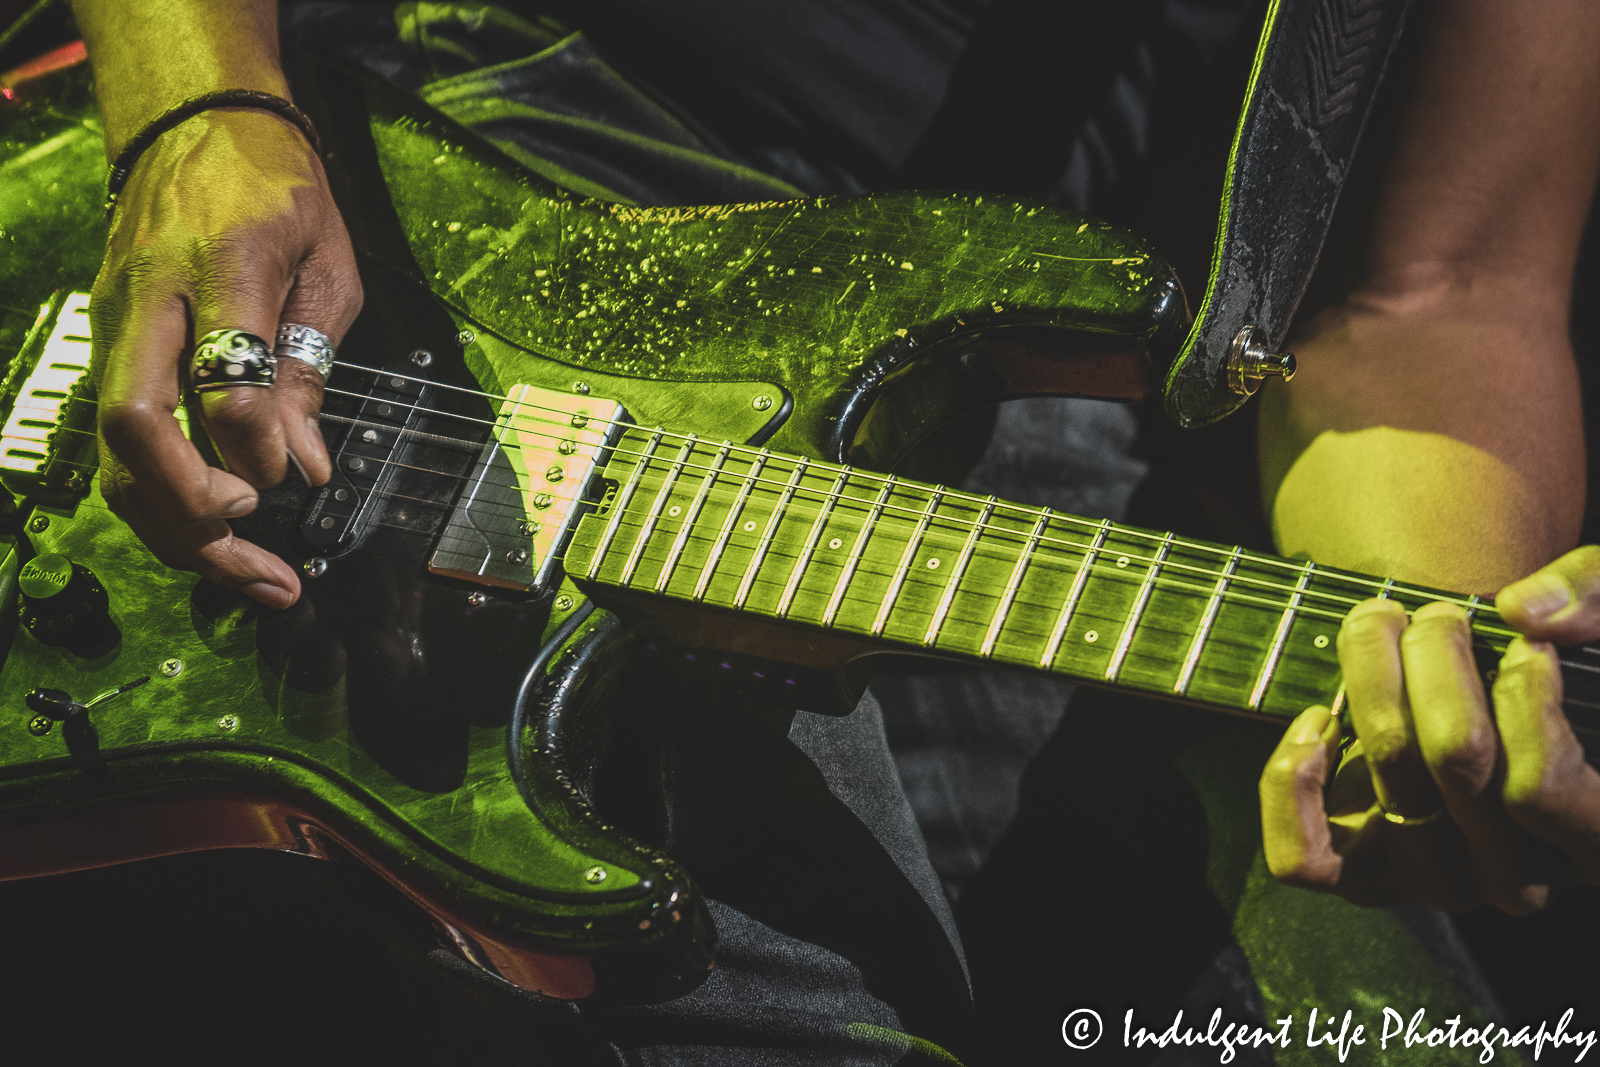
left=561, top=427, right=1598, bottom=731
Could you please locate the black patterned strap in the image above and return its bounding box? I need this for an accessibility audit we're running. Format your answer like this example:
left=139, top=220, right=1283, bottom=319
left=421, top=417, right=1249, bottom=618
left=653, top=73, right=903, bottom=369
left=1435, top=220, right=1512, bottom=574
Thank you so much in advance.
left=104, top=89, right=322, bottom=214
left=1162, top=0, right=1414, bottom=428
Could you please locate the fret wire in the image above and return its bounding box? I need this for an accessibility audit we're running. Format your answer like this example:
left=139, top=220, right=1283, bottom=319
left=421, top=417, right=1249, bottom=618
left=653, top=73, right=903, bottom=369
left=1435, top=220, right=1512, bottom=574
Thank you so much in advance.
left=619, top=434, right=698, bottom=588
left=923, top=496, right=998, bottom=648
left=1040, top=519, right=1111, bottom=668
left=593, top=494, right=1373, bottom=631
left=582, top=508, right=1541, bottom=711
left=1174, top=545, right=1241, bottom=695
left=1249, top=560, right=1317, bottom=709
left=654, top=440, right=731, bottom=594
left=1106, top=531, right=1173, bottom=681
left=871, top=488, right=944, bottom=637
left=734, top=458, right=809, bottom=610
left=692, top=448, right=769, bottom=602
left=583, top=427, right=665, bottom=580
left=823, top=476, right=897, bottom=628
left=317, top=367, right=1509, bottom=620
left=979, top=506, right=1052, bottom=659
left=571, top=433, right=1511, bottom=625
left=1330, top=681, right=1348, bottom=718
left=776, top=469, right=853, bottom=619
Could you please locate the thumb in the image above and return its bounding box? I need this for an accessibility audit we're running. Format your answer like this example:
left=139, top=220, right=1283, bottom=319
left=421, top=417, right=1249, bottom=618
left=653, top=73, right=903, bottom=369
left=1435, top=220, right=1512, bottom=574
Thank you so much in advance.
left=1260, top=706, right=1345, bottom=890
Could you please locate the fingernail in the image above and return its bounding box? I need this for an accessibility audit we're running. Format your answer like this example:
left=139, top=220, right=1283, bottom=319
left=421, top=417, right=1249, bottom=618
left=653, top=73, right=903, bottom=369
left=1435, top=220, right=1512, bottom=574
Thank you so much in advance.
left=1290, top=706, right=1330, bottom=745
left=222, top=495, right=257, bottom=519
left=1503, top=572, right=1571, bottom=620
left=242, top=581, right=295, bottom=610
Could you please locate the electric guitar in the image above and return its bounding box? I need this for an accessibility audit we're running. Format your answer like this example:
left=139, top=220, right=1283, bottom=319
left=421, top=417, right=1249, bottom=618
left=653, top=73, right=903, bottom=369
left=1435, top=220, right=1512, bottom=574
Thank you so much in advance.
left=2, top=51, right=1596, bottom=1008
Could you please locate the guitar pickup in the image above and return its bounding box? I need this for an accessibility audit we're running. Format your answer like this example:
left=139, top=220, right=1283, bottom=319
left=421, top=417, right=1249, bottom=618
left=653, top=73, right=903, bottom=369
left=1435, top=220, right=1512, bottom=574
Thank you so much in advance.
left=300, top=370, right=433, bottom=555
left=0, top=292, right=95, bottom=505
left=429, top=383, right=626, bottom=593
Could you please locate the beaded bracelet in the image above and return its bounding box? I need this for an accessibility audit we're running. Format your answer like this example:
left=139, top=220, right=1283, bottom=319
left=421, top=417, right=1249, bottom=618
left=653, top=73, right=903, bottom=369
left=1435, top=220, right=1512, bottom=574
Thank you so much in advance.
left=104, top=89, right=322, bottom=214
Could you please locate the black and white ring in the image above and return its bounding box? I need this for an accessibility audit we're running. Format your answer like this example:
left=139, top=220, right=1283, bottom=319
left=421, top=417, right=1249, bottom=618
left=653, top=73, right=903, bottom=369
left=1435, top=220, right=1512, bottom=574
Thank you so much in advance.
left=273, top=323, right=336, bottom=381
left=191, top=330, right=276, bottom=391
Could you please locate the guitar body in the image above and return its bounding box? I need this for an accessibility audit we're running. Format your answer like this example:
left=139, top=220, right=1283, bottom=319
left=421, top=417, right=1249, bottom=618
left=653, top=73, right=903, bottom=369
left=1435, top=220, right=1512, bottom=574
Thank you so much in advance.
left=0, top=53, right=1184, bottom=1003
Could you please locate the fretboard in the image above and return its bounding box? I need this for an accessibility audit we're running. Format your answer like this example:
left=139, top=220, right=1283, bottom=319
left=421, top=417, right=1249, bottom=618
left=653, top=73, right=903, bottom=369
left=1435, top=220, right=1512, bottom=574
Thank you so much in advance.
left=561, top=429, right=1600, bottom=737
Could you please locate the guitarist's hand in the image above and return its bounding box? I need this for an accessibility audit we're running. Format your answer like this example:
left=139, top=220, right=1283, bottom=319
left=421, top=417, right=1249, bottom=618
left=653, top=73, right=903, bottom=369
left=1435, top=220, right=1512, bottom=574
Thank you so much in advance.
left=91, top=109, right=360, bottom=609
left=1260, top=547, right=1600, bottom=912
left=73, top=0, right=362, bottom=609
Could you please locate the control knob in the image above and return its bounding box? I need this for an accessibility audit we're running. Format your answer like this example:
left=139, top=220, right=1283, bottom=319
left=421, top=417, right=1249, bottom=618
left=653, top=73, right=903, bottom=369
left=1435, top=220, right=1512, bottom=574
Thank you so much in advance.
left=18, top=552, right=116, bottom=654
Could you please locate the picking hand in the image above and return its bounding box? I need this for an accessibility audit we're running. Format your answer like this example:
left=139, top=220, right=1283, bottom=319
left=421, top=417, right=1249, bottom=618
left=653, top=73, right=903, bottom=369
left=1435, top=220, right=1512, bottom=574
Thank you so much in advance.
left=91, top=107, right=361, bottom=608
left=1260, top=547, right=1600, bottom=912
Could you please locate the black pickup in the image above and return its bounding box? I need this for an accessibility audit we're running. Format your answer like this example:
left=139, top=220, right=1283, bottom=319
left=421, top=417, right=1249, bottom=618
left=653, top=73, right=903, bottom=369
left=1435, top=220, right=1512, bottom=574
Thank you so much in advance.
left=299, top=371, right=432, bottom=556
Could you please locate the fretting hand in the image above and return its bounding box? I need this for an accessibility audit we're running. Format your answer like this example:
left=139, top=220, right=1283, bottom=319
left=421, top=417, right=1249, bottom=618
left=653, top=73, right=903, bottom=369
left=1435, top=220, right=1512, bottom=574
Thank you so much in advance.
left=1260, top=546, right=1600, bottom=912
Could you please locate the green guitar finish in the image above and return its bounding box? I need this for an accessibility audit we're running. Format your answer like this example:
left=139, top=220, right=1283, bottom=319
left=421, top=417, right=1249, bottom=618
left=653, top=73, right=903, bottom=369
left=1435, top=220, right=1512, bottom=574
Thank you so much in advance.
left=0, top=55, right=1183, bottom=1002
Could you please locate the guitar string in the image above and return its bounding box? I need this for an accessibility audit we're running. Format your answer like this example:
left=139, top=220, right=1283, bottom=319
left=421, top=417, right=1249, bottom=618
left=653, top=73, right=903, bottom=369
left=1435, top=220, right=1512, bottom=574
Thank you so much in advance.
left=58, top=376, right=1517, bottom=629
left=61, top=488, right=1600, bottom=691
left=321, top=361, right=1519, bottom=616
left=21, top=328, right=1510, bottom=612
left=45, top=443, right=1542, bottom=656
left=45, top=490, right=1483, bottom=653
left=558, top=510, right=1560, bottom=671
left=35, top=410, right=1524, bottom=636
left=48, top=378, right=1509, bottom=621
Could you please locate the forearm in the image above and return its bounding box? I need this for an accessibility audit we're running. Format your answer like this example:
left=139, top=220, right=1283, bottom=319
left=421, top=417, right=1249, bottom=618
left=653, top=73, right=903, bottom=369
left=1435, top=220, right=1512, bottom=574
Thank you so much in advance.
left=1258, top=0, right=1599, bottom=592
left=71, top=0, right=286, bottom=160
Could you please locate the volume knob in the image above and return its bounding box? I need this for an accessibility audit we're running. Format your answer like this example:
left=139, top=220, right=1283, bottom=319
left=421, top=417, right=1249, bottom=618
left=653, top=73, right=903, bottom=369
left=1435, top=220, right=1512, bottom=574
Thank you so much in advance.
left=18, top=552, right=116, bottom=654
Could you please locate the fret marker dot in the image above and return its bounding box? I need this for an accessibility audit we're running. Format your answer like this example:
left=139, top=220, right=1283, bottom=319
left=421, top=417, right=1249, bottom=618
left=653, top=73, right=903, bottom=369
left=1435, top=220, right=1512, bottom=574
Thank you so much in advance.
left=1314, top=635, right=1329, bottom=648
left=1084, top=630, right=1099, bottom=643
left=743, top=521, right=757, bottom=531
left=1116, top=556, right=1130, bottom=568
left=926, top=558, right=940, bottom=569
left=668, top=506, right=681, bottom=517
left=828, top=537, right=843, bottom=550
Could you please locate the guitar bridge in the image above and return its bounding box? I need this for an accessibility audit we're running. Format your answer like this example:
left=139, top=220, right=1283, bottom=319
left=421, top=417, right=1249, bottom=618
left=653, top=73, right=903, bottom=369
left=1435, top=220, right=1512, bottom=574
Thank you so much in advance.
left=429, top=383, right=626, bottom=593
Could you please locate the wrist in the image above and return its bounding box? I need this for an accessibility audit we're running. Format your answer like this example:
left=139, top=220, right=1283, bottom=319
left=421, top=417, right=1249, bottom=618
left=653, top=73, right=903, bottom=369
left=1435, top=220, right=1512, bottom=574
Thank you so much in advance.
left=106, top=93, right=320, bottom=214
left=71, top=0, right=287, bottom=161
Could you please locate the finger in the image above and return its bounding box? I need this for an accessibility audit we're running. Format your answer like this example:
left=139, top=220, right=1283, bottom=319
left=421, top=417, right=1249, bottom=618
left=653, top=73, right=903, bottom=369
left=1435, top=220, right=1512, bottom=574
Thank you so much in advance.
left=275, top=355, right=330, bottom=485
left=1340, top=597, right=1441, bottom=817
left=1497, top=545, right=1600, bottom=644
left=1404, top=601, right=1546, bottom=913
left=101, top=466, right=300, bottom=609
left=1496, top=638, right=1600, bottom=883
left=1261, top=706, right=1346, bottom=889
left=190, top=233, right=296, bottom=488
left=96, top=289, right=259, bottom=522
left=274, top=241, right=362, bottom=486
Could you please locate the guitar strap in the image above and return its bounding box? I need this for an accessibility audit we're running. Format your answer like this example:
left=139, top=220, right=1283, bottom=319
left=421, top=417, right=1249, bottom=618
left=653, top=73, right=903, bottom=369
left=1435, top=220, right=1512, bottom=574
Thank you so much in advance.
left=1165, top=0, right=1415, bottom=427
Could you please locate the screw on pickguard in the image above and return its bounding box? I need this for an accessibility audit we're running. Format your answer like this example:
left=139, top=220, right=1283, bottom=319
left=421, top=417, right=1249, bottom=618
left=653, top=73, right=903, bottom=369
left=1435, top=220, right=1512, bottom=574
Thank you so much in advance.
left=299, top=367, right=434, bottom=556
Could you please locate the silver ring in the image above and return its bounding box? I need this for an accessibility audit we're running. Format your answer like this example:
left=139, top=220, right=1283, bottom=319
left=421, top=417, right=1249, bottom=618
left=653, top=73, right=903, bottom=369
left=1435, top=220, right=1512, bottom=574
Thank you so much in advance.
left=191, top=330, right=275, bottom=391
left=273, top=323, right=335, bottom=381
